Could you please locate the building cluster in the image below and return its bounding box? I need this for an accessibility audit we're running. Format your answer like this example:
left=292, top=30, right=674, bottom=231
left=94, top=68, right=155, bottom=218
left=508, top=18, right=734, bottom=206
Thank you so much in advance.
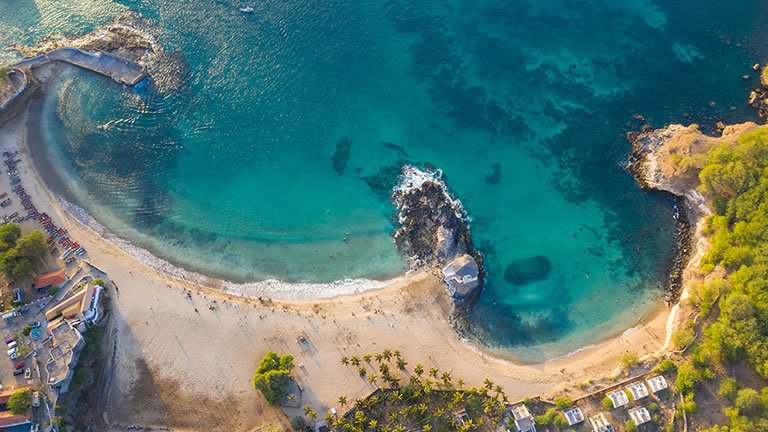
left=510, top=374, right=669, bottom=432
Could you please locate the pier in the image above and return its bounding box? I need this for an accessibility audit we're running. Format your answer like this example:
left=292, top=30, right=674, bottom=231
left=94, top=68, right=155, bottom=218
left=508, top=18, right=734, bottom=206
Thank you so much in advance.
left=0, top=47, right=147, bottom=125
left=13, top=47, right=147, bottom=85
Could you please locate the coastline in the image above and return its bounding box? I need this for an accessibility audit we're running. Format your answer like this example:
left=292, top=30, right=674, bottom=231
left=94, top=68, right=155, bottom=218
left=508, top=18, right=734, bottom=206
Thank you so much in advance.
left=0, top=56, right=691, bottom=430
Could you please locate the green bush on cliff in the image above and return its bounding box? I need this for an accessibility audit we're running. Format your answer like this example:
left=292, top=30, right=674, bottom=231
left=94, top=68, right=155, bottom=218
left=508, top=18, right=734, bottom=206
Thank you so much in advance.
left=253, top=352, right=294, bottom=405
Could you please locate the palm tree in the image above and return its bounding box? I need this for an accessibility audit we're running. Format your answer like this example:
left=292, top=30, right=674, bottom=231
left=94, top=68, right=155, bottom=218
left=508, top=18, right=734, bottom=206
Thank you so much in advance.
left=441, top=371, right=452, bottom=387
left=483, top=378, right=494, bottom=390
left=394, top=349, right=402, bottom=358
left=397, top=358, right=407, bottom=370
left=363, top=353, right=372, bottom=363
left=457, top=378, right=465, bottom=390
left=429, top=367, right=439, bottom=378
left=341, top=356, right=350, bottom=366
left=375, top=353, right=384, bottom=363
left=351, top=356, right=362, bottom=366
left=414, top=364, right=424, bottom=376
left=368, top=419, right=378, bottom=429
left=338, top=395, right=348, bottom=407
left=368, top=373, right=378, bottom=386
left=382, top=349, right=393, bottom=361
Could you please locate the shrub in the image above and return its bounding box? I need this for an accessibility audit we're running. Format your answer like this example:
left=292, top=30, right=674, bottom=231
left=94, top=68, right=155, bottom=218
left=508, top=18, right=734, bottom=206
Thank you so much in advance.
left=735, top=388, right=764, bottom=417
left=21, top=326, right=31, bottom=336
left=718, top=378, right=739, bottom=402
left=681, top=393, right=698, bottom=414
left=672, top=328, right=696, bottom=350
left=47, top=285, right=60, bottom=296
left=553, top=396, right=573, bottom=410
left=621, top=353, right=640, bottom=370
left=674, top=362, right=703, bottom=394
left=290, top=416, right=307, bottom=431
left=625, top=419, right=638, bottom=432
left=654, top=359, right=677, bottom=373
left=601, top=396, right=613, bottom=410
left=253, top=352, right=294, bottom=405
left=7, top=390, right=31, bottom=414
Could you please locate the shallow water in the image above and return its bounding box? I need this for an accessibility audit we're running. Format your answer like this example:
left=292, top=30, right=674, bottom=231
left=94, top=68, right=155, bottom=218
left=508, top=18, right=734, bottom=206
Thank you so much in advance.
left=4, top=0, right=768, bottom=359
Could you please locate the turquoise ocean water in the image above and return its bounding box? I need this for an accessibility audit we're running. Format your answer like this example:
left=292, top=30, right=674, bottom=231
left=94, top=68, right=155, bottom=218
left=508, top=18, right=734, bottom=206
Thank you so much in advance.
left=2, top=0, right=768, bottom=360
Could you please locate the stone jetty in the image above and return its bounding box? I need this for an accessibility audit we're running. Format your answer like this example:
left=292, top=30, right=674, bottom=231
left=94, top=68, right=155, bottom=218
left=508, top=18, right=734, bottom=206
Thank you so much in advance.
left=0, top=47, right=147, bottom=125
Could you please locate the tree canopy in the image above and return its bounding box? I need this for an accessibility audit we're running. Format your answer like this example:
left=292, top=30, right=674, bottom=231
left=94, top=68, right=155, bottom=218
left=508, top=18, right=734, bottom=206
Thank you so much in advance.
left=253, top=352, right=294, bottom=405
left=0, top=226, right=48, bottom=281
left=7, top=390, right=31, bottom=414
left=678, top=127, right=768, bottom=430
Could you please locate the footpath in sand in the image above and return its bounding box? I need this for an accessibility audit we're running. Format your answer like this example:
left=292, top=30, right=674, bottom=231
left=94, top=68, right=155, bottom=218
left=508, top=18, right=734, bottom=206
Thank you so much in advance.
left=0, top=107, right=674, bottom=430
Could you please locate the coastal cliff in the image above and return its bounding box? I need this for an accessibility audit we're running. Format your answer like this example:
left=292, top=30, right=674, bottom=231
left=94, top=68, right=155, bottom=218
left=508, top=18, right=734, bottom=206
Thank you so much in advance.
left=627, top=122, right=758, bottom=304
left=391, top=166, right=484, bottom=310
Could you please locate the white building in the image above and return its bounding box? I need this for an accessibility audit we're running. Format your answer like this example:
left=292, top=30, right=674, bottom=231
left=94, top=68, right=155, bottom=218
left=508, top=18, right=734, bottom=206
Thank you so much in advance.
left=646, top=375, right=669, bottom=393
left=607, top=390, right=629, bottom=408
left=511, top=404, right=536, bottom=432
left=563, top=408, right=584, bottom=426
left=627, top=382, right=649, bottom=401
left=628, top=407, right=652, bottom=426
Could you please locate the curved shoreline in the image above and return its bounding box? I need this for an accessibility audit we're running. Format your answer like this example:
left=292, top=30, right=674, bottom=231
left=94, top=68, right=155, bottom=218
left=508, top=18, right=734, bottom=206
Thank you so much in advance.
left=12, top=60, right=682, bottom=363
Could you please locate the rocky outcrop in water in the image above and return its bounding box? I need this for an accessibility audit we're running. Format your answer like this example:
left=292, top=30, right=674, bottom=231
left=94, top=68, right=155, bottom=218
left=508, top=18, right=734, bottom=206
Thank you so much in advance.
left=392, top=166, right=483, bottom=308
left=504, top=255, right=551, bottom=286
left=331, top=136, right=351, bottom=175
left=748, top=67, right=768, bottom=118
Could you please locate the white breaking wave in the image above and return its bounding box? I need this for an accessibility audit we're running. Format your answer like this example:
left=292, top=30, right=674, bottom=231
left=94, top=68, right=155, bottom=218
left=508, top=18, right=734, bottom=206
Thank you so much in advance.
left=53, top=194, right=400, bottom=301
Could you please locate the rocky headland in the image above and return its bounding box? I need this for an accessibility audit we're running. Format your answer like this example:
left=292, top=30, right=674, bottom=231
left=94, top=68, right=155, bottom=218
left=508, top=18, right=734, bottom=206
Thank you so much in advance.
left=391, top=165, right=484, bottom=312
left=627, top=122, right=759, bottom=304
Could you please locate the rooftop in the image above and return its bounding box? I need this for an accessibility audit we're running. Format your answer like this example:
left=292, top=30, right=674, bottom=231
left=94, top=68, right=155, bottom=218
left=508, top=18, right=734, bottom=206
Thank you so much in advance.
left=628, top=407, right=651, bottom=426
left=33, top=268, right=67, bottom=289
left=45, top=320, right=84, bottom=391
left=564, top=407, right=584, bottom=425
left=627, top=382, right=649, bottom=401
left=607, top=390, right=629, bottom=408
left=646, top=375, right=669, bottom=393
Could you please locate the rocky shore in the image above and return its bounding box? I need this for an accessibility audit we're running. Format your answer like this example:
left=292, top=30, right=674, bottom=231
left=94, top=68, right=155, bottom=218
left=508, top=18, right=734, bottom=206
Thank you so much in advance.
left=626, top=122, right=758, bottom=304
left=391, top=166, right=484, bottom=312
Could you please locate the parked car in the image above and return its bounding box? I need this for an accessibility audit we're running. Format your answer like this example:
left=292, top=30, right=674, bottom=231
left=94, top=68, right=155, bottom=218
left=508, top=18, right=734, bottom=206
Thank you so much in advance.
left=6, top=341, right=16, bottom=350
left=6, top=348, right=16, bottom=357
left=4, top=337, right=13, bottom=344
left=14, top=361, right=24, bottom=369
left=12, top=369, right=22, bottom=376
left=23, top=368, right=30, bottom=379
left=29, top=322, right=40, bottom=328
left=9, top=352, right=18, bottom=360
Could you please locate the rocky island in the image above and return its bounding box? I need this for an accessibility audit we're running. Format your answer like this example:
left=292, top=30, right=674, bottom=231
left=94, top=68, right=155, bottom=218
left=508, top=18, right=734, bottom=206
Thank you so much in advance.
left=392, top=165, right=484, bottom=310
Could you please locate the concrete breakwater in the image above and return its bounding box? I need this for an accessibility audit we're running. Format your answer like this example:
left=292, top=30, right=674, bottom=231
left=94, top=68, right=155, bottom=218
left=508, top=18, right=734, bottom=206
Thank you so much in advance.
left=13, top=47, right=147, bottom=85
left=0, top=47, right=147, bottom=125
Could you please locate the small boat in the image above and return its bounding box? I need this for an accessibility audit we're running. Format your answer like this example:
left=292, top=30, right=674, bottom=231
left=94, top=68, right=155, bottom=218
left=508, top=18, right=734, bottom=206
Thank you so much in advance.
left=239, top=6, right=254, bottom=12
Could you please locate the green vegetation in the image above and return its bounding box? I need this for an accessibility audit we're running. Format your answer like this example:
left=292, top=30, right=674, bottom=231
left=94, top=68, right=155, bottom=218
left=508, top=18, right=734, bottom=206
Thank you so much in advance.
left=290, top=416, right=307, bottom=431
left=620, top=353, right=640, bottom=370
left=330, top=350, right=510, bottom=431
left=601, top=396, right=614, bottom=410
left=7, top=390, right=31, bottom=414
left=47, top=285, right=60, bottom=296
left=675, top=127, right=768, bottom=430
left=0, top=225, right=48, bottom=281
left=553, top=396, right=573, bottom=410
left=21, top=325, right=31, bottom=336
left=535, top=408, right=568, bottom=429
left=253, top=352, right=294, bottom=405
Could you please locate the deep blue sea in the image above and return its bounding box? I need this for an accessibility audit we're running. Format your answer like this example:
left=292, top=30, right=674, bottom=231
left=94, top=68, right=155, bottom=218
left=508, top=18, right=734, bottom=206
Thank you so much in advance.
left=2, top=0, right=767, bottom=360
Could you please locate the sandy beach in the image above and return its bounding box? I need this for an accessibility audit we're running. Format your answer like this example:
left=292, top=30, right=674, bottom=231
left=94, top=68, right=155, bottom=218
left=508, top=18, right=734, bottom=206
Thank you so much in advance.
left=0, top=90, right=683, bottom=430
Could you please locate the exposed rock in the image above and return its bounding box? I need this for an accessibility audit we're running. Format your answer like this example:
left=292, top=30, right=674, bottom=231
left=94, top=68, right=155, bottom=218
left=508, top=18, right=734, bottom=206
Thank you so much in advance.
left=331, top=136, right=351, bottom=175
left=504, top=255, right=551, bottom=286
left=748, top=66, right=768, bottom=118
left=392, top=165, right=483, bottom=307
left=624, top=124, right=765, bottom=303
